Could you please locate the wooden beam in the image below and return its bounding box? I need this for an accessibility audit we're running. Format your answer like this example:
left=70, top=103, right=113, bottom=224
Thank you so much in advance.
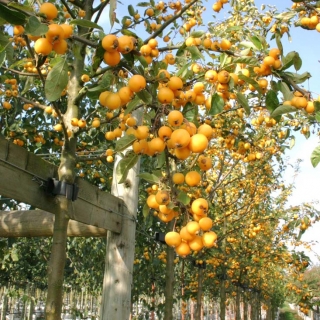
left=0, top=136, right=122, bottom=233
left=0, top=210, right=109, bottom=237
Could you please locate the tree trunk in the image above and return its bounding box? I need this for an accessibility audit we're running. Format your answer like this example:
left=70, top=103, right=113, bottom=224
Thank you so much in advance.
left=220, top=279, right=226, bottom=320
left=1, top=289, right=8, bottom=320
left=181, top=260, right=186, bottom=320
left=195, top=268, right=203, bottom=319
left=45, top=196, right=70, bottom=320
left=164, top=243, right=175, bottom=320
left=235, top=286, right=241, bottom=320
left=243, top=294, right=248, bottom=320
left=100, top=154, right=140, bottom=319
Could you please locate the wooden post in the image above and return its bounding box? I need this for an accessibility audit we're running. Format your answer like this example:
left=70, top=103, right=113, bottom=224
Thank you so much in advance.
left=100, top=154, right=140, bottom=319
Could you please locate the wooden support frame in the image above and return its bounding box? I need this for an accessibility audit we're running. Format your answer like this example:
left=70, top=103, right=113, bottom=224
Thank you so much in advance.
left=0, top=136, right=123, bottom=233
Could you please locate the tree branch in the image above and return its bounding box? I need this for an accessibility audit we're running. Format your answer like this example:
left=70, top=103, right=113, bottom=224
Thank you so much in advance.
left=60, top=0, right=77, bottom=19
left=144, top=0, right=201, bottom=44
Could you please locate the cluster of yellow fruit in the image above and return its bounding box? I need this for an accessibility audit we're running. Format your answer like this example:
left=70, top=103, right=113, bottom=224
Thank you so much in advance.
left=130, top=110, right=214, bottom=161
left=101, top=34, right=138, bottom=66
left=283, top=91, right=316, bottom=114
left=1, top=78, right=19, bottom=111
left=147, top=191, right=217, bottom=256
left=292, top=2, right=320, bottom=32
left=185, top=34, right=231, bottom=52
left=31, top=3, right=73, bottom=56
left=99, top=75, right=145, bottom=115
left=253, top=48, right=282, bottom=76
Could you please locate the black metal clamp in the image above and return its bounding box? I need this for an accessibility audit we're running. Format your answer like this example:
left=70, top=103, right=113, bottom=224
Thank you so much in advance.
left=47, top=178, right=79, bottom=201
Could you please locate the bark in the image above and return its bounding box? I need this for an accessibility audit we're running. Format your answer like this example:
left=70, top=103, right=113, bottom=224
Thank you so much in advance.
left=0, top=210, right=109, bottom=237
left=181, top=260, right=185, bottom=320
left=243, top=295, right=248, bottom=320
left=100, top=154, right=140, bottom=319
left=45, top=196, right=69, bottom=319
left=164, top=243, right=175, bottom=320
left=44, top=2, right=93, bottom=318
left=220, top=279, right=226, bottom=320
left=235, top=286, right=241, bottom=320
left=1, top=289, right=8, bottom=320
left=195, top=268, right=203, bottom=319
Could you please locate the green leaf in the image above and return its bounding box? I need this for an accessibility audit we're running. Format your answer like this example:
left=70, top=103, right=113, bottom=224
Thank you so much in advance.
left=45, top=57, right=69, bottom=102
left=115, top=134, right=136, bottom=152
left=281, top=51, right=297, bottom=71
left=315, top=112, right=320, bottom=123
left=176, top=43, right=187, bottom=57
left=183, top=102, right=198, bottom=123
left=156, top=152, right=166, bottom=168
left=279, top=81, right=293, bottom=101
left=125, top=96, right=142, bottom=115
left=92, top=43, right=105, bottom=72
left=265, top=90, right=279, bottom=113
left=21, top=76, right=34, bottom=95
left=208, top=93, right=224, bottom=116
left=7, top=2, right=34, bottom=13
left=236, top=92, right=250, bottom=115
left=311, top=146, right=320, bottom=168
left=109, top=0, right=117, bottom=29
left=137, top=173, right=160, bottom=184
left=248, top=35, right=262, bottom=50
left=137, top=55, right=148, bottom=68
left=177, top=191, right=191, bottom=205
left=314, top=101, right=320, bottom=112
left=0, top=50, right=5, bottom=68
left=286, top=71, right=311, bottom=84
left=10, top=250, right=19, bottom=262
left=176, top=62, right=191, bottom=78
left=24, top=16, right=48, bottom=36
left=270, top=105, right=297, bottom=118
left=275, top=32, right=283, bottom=56
left=239, top=40, right=259, bottom=50
left=232, top=56, right=258, bottom=65
left=190, top=30, right=205, bottom=38
left=116, top=151, right=139, bottom=183
left=121, top=29, right=138, bottom=38
left=143, top=203, right=150, bottom=218
left=70, top=19, right=103, bottom=30
left=136, top=90, right=152, bottom=105
left=128, top=4, right=135, bottom=16
left=293, top=53, right=302, bottom=71
left=186, top=46, right=204, bottom=61
left=238, top=74, right=261, bottom=93
left=219, top=53, right=228, bottom=69
left=0, top=3, right=27, bottom=25
left=290, top=137, right=295, bottom=149
left=137, top=2, right=150, bottom=6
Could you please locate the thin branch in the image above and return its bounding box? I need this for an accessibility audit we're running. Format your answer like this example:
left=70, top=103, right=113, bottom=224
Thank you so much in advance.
left=208, top=158, right=240, bottom=201
left=17, top=96, right=47, bottom=110
left=0, top=66, right=40, bottom=77
left=60, top=0, right=77, bottom=19
left=68, top=0, right=84, bottom=9
left=144, top=0, right=201, bottom=44
left=93, top=0, right=109, bottom=21
left=280, top=73, right=310, bottom=98
left=72, top=34, right=98, bottom=47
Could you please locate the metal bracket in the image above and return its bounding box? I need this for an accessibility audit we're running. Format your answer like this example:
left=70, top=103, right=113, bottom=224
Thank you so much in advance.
left=154, top=232, right=166, bottom=244
left=47, top=178, right=79, bottom=201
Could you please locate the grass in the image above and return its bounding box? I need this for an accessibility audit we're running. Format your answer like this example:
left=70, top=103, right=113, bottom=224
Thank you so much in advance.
left=279, top=303, right=304, bottom=320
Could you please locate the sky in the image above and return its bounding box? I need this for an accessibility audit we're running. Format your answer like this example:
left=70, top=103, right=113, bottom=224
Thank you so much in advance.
left=106, top=0, right=320, bottom=263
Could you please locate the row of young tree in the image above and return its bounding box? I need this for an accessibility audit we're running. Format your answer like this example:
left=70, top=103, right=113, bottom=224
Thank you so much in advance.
left=1, top=0, right=320, bottom=318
